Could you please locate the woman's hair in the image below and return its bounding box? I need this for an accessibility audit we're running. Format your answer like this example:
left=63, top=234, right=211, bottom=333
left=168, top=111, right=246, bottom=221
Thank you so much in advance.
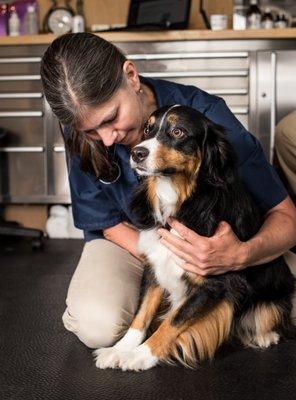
left=40, top=32, right=127, bottom=180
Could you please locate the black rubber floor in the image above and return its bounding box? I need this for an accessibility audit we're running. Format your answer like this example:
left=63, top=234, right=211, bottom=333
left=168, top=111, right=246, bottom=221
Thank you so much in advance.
left=1, top=239, right=296, bottom=400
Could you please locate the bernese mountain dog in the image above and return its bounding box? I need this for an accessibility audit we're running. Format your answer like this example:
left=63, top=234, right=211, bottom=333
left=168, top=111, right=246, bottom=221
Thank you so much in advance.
left=94, top=104, right=295, bottom=371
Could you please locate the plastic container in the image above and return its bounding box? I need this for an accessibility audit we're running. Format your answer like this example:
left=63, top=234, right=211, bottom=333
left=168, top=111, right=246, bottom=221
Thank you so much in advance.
left=0, top=4, right=8, bottom=36
left=210, top=14, right=228, bottom=31
left=261, top=7, right=274, bottom=29
left=72, top=14, right=85, bottom=32
left=233, top=0, right=247, bottom=30
left=8, top=9, right=20, bottom=36
left=246, top=0, right=261, bottom=29
left=24, top=4, right=38, bottom=35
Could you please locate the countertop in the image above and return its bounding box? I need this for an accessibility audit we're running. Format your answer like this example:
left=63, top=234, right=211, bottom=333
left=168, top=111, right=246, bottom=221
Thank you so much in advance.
left=0, top=28, right=296, bottom=45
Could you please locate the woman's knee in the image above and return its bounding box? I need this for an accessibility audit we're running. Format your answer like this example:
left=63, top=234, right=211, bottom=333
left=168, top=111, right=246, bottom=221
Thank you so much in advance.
left=62, top=303, right=134, bottom=349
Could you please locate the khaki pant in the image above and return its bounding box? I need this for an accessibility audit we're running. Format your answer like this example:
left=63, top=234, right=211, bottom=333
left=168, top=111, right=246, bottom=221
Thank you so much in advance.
left=275, top=111, right=296, bottom=196
left=62, top=239, right=143, bottom=349
left=62, top=239, right=296, bottom=349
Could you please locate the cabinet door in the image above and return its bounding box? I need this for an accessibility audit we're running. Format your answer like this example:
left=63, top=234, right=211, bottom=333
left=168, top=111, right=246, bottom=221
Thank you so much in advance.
left=256, top=50, right=296, bottom=162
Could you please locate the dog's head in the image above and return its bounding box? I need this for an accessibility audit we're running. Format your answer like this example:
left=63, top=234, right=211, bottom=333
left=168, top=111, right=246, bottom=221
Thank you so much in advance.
left=130, top=105, right=235, bottom=185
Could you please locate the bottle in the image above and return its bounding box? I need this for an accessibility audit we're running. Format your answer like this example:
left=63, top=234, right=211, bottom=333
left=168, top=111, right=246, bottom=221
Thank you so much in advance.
left=72, top=15, right=85, bottom=33
left=0, top=4, right=8, bottom=36
left=72, top=0, right=85, bottom=33
left=274, top=13, right=288, bottom=29
left=233, top=0, right=247, bottom=30
left=8, top=8, right=20, bottom=36
left=246, top=0, right=261, bottom=29
left=24, top=5, right=38, bottom=35
left=261, top=8, right=274, bottom=29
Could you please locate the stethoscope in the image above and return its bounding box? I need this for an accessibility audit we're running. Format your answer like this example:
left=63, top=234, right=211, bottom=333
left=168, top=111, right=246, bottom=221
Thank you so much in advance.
left=59, top=121, right=122, bottom=185
left=99, top=144, right=122, bottom=185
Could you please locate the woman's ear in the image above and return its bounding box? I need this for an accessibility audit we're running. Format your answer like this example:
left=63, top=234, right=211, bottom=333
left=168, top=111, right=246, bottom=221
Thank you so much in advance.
left=201, top=119, right=235, bottom=185
left=123, top=60, right=140, bottom=91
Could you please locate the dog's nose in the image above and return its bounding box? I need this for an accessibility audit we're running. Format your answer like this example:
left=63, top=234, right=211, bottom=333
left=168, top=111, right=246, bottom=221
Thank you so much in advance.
left=131, top=146, right=149, bottom=163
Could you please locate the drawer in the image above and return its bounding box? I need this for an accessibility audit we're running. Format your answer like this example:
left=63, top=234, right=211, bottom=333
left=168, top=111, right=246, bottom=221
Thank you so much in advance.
left=0, top=57, right=41, bottom=75
left=0, top=97, right=43, bottom=111
left=233, top=114, right=249, bottom=130
left=143, top=75, right=249, bottom=96
left=0, top=151, right=45, bottom=198
left=133, top=56, right=249, bottom=73
left=0, top=116, right=44, bottom=146
left=0, top=79, right=42, bottom=92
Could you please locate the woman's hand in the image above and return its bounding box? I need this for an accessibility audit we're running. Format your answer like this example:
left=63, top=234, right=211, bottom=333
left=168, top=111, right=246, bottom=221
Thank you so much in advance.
left=157, top=218, right=248, bottom=276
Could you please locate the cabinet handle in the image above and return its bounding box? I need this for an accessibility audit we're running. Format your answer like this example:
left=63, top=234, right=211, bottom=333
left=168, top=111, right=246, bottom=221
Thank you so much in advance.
left=207, top=88, right=248, bottom=95
left=0, top=57, right=42, bottom=63
left=53, top=146, right=65, bottom=152
left=128, top=52, right=249, bottom=60
left=229, top=106, right=248, bottom=114
left=270, top=52, right=276, bottom=164
left=0, top=147, right=44, bottom=152
left=141, top=71, right=248, bottom=78
left=0, top=111, right=42, bottom=117
left=0, top=92, right=43, bottom=98
left=0, top=75, right=41, bottom=81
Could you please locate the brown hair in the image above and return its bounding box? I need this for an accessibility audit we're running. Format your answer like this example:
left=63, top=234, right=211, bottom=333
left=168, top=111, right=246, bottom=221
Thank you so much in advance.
left=40, top=32, right=127, bottom=180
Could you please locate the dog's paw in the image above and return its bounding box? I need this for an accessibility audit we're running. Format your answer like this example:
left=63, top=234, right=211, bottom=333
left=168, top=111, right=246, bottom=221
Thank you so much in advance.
left=93, top=346, right=123, bottom=369
left=117, top=344, right=158, bottom=371
left=255, top=331, right=280, bottom=348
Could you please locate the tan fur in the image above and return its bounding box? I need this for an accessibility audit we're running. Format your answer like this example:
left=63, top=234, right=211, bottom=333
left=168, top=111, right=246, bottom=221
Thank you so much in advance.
left=144, top=300, right=233, bottom=368
left=146, top=176, right=158, bottom=212
left=155, top=145, right=187, bottom=172
left=185, top=272, right=205, bottom=286
left=145, top=315, right=191, bottom=359
left=147, top=115, right=156, bottom=125
left=130, top=285, right=164, bottom=331
left=154, top=144, right=202, bottom=211
left=237, top=303, right=282, bottom=347
left=167, top=300, right=234, bottom=368
left=167, top=113, right=179, bottom=125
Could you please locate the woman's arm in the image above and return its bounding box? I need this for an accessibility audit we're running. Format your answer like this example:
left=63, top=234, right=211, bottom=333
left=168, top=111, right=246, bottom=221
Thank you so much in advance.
left=103, top=222, right=141, bottom=260
left=157, top=196, right=296, bottom=276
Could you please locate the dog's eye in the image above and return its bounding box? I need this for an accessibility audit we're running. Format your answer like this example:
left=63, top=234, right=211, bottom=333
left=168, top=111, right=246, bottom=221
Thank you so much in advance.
left=144, top=124, right=152, bottom=138
left=170, top=128, right=184, bottom=139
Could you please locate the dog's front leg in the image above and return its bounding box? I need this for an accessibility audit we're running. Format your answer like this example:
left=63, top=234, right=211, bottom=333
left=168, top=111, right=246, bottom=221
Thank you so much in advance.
left=94, top=267, right=164, bottom=369
left=116, top=308, right=190, bottom=371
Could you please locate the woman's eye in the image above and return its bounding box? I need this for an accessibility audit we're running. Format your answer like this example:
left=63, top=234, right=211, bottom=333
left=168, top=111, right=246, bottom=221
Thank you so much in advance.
left=170, top=128, right=184, bottom=138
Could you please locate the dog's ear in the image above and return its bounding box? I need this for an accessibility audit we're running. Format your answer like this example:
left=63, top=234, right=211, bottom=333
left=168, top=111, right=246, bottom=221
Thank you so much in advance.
left=200, top=119, right=236, bottom=186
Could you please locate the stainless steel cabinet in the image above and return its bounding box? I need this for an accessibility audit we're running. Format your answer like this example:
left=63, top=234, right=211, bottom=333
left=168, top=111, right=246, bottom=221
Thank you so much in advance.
left=256, top=50, right=296, bottom=161
left=0, top=39, right=295, bottom=204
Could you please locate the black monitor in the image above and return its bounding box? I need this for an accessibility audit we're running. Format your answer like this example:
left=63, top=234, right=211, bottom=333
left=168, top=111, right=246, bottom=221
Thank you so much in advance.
left=127, top=0, right=192, bottom=30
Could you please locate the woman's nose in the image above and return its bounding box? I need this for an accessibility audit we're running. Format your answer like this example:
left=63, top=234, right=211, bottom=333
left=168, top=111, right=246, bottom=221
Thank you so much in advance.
left=99, top=129, right=117, bottom=147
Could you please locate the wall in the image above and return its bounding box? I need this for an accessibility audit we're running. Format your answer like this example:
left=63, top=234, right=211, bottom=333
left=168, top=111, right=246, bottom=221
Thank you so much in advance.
left=37, top=0, right=233, bottom=32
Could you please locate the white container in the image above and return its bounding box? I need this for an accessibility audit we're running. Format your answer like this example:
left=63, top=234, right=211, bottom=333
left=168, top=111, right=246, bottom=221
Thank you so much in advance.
left=233, top=5, right=247, bottom=30
left=72, top=15, right=85, bottom=33
left=8, top=10, right=20, bottom=36
left=24, top=5, right=38, bottom=35
left=210, top=14, right=228, bottom=31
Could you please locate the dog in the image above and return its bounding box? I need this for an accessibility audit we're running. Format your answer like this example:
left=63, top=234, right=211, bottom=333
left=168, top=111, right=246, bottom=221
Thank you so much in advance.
left=94, top=104, right=295, bottom=371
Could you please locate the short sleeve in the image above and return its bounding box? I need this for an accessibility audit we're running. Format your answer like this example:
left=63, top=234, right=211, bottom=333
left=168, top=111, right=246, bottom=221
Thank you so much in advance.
left=199, top=98, right=287, bottom=213
left=68, top=154, right=124, bottom=232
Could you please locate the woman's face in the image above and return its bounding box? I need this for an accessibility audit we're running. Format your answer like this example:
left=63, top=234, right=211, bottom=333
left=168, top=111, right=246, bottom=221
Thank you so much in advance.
left=77, top=62, right=150, bottom=149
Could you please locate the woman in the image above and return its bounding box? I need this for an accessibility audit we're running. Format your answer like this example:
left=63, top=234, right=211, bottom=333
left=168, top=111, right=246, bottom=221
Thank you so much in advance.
left=40, top=33, right=296, bottom=349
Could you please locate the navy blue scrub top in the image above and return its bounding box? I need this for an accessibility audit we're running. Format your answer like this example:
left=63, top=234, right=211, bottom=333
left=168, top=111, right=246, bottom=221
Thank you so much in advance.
left=64, top=77, right=287, bottom=242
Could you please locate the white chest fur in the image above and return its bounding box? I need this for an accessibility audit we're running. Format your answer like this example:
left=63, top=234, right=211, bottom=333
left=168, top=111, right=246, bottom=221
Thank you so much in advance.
left=138, top=228, right=187, bottom=309
left=154, top=177, right=178, bottom=225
